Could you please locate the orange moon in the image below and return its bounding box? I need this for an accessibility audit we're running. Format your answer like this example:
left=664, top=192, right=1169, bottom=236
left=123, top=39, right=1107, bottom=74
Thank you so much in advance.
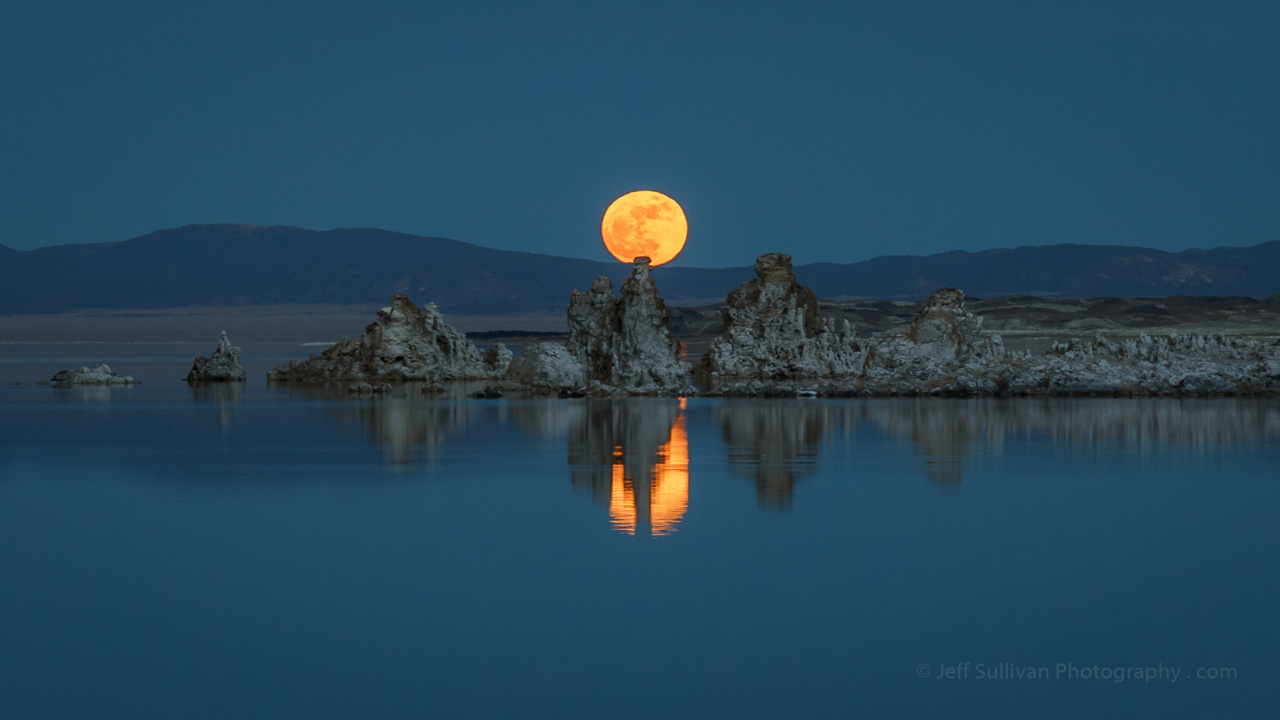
left=601, top=190, right=688, bottom=266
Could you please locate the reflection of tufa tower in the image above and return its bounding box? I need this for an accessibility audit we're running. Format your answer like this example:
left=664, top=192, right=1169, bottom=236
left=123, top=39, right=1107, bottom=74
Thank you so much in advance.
left=568, top=398, right=689, bottom=536
left=856, top=399, right=978, bottom=488
left=610, top=410, right=689, bottom=536
left=315, top=385, right=475, bottom=468
left=716, top=400, right=837, bottom=509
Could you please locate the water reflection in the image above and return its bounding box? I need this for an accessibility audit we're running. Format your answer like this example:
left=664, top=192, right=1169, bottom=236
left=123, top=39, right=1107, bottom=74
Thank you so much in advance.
left=49, top=386, right=131, bottom=404
left=857, top=398, right=1280, bottom=486
left=318, top=390, right=1279, bottom=511
left=856, top=401, right=974, bottom=488
left=318, top=385, right=478, bottom=468
left=270, top=381, right=487, bottom=403
left=189, top=382, right=243, bottom=435
left=715, top=401, right=846, bottom=509
left=189, top=383, right=244, bottom=403
left=561, top=398, right=689, bottom=536
left=508, top=402, right=585, bottom=439
left=715, top=398, right=1280, bottom=496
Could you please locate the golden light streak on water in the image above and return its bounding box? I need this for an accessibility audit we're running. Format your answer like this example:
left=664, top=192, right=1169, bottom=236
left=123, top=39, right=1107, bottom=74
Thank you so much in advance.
left=608, top=400, right=690, bottom=537
left=650, top=402, right=689, bottom=536
left=609, top=445, right=638, bottom=535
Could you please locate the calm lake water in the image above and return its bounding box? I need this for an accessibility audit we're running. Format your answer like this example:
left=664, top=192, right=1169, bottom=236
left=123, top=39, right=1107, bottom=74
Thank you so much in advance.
left=1, top=346, right=1278, bottom=718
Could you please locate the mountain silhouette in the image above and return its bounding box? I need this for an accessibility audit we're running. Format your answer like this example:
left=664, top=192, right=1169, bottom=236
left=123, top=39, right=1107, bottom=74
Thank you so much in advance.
left=0, top=224, right=1275, bottom=314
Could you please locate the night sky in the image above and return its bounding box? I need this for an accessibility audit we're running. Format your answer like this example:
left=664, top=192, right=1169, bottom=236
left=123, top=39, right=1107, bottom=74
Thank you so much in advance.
left=2, top=1, right=1277, bottom=267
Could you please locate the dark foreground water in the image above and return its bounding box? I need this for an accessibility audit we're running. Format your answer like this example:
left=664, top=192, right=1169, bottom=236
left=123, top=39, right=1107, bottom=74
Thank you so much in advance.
left=1, top=347, right=1278, bottom=718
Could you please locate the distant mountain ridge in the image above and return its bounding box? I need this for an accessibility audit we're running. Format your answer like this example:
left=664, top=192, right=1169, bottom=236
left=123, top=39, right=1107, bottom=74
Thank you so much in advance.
left=0, top=224, right=1276, bottom=315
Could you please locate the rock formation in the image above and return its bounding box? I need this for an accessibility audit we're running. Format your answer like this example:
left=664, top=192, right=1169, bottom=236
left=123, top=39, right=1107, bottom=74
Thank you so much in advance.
left=505, top=342, right=586, bottom=389
left=695, top=252, right=863, bottom=386
left=1002, top=332, right=1280, bottom=396
left=904, top=288, right=990, bottom=360
left=257, top=253, right=1277, bottom=397
left=851, top=287, right=1008, bottom=394
left=846, top=298, right=1280, bottom=397
left=45, top=364, right=138, bottom=387
left=697, top=253, right=1280, bottom=397
left=267, top=294, right=508, bottom=383
left=564, top=257, right=691, bottom=394
left=482, top=344, right=513, bottom=374
left=186, top=331, right=246, bottom=382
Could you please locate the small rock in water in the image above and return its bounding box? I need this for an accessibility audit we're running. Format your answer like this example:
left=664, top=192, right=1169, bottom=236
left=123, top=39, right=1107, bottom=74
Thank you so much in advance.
left=47, top=364, right=138, bottom=387
left=187, top=331, right=247, bottom=382
left=505, top=342, right=586, bottom=389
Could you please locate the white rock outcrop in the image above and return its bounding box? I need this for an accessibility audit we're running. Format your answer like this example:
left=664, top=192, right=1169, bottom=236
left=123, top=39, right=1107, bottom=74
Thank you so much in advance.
left=46, top=364, right=138, bottom=387
left=695, top=252, right=864, bottom=385
left=482, top=344, right=513, bottom=374
left=504, top=342, right=586, bottom=389
left=565, top=257, right=691, bottom=394
left=851, top=288, right=1008, bottom=393
left=187, top=331, right=247, bottom=382
left=267, top=294, right=508, bottom=383
left=697, top=253, right=1280, bottom=397
left=1002, top=332, right=1280, bottom=396
left=904, top=288, right=993, bottom=361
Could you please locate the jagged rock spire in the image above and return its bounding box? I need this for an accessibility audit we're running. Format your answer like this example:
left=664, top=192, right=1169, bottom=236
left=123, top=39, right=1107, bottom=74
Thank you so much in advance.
left=904, top=288, right=990, bottom=362
left=267, top=294, right=509, bottom=382
left=566, top=257, right=690, bottom=392
left=187, top=330, right=247, bottom=382
left=696, top=252, right=860, bottom=384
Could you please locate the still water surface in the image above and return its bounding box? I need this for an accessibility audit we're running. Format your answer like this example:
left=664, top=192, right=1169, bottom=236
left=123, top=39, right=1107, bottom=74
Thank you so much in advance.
left=1, top=348, right=1277, bottom=718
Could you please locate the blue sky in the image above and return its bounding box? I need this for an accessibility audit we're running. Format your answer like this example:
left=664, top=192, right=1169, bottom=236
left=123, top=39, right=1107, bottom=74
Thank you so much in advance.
left=2, top=1, right=1277, bottom=267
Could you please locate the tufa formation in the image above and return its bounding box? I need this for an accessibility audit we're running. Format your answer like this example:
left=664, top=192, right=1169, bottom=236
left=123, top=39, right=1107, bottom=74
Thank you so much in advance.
left=259, top=253, right=1280, bottom=398
left=45, top=364, right=138, bottom=387
left=187, top=331, right=247, bottom=382
left=697, top=253, right=1279, bottom=397
left=267, top=294, right=509, bottom=383
left=565, top=257, right=692, bottom=394
left=695, top=252, right=863, bottom=384
left=504, top=256, right=691, bottom=395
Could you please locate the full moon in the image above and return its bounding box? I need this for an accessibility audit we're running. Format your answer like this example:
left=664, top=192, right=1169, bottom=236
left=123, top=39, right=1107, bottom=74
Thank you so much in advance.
left=601, top=190, right=688, bottom=266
